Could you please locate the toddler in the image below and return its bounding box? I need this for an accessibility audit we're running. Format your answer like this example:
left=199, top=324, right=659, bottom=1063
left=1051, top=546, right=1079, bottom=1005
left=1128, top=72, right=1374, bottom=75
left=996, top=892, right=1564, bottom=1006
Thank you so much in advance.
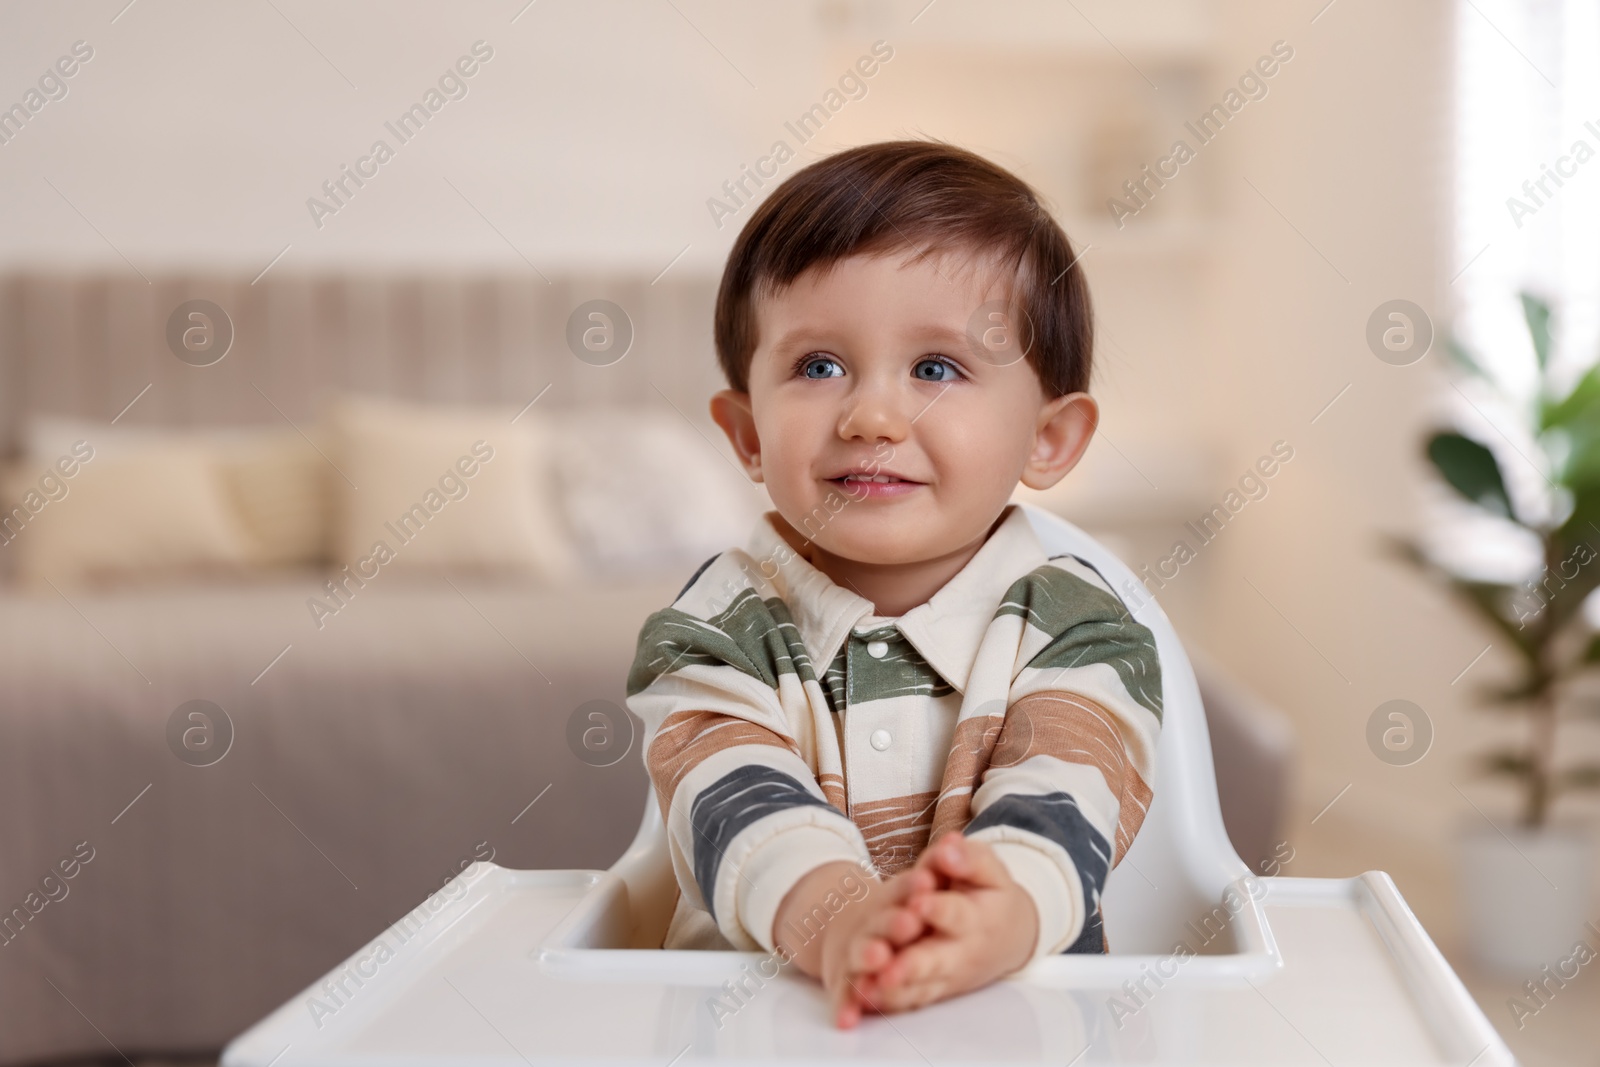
left=624, top=139, right=1162, bottom=1028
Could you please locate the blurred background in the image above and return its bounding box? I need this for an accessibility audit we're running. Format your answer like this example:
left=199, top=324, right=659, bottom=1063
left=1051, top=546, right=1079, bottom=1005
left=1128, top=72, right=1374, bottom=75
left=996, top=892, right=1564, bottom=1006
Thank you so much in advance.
left=1, top=0, right=1597, bottom=1064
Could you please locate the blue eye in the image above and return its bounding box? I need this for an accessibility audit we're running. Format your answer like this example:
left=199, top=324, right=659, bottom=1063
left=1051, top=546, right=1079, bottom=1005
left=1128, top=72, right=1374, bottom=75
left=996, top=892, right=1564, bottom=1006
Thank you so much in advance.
left=799, top=355, right=844, bottom=379
left=912, top=357, right=962, bottom=383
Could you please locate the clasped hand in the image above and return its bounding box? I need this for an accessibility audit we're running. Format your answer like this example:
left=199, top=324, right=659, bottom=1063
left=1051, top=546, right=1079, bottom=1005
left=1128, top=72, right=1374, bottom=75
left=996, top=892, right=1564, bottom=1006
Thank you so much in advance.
left=818, top=831, right=1039, bottom=1028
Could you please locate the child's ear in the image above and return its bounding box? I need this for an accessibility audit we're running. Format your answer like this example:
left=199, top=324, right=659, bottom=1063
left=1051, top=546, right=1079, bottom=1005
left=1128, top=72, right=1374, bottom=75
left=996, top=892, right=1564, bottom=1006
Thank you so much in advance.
left=1019, top=392, right=1097, bottom=492
left=709, top=389, right=763, bottom=483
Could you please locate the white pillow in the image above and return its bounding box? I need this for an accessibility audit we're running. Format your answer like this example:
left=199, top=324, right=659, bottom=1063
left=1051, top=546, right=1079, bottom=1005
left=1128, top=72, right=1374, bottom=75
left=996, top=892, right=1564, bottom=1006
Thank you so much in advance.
left=547, top=405, right=767, bottom=578
left=3, top=438, right=255, bottom=590
left=327, top=395, right=576, bottom=580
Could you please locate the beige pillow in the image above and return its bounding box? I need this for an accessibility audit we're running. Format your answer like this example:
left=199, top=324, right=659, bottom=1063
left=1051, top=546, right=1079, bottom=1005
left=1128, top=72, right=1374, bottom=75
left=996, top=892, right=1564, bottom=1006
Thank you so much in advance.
left=5, top=440, right=255, bottom=590
left=216, top=429, right=330, bottom=568
left=327, top=396, right=576, bottom=579
left=25, top=417, right=330, bottom=572
left=0, top=459, right=28, bottom=584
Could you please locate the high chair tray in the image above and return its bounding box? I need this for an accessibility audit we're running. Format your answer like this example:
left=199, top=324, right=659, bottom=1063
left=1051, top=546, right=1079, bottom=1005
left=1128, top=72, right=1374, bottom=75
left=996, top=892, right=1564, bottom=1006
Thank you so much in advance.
left=222, top=862, right=1514, bottom=1067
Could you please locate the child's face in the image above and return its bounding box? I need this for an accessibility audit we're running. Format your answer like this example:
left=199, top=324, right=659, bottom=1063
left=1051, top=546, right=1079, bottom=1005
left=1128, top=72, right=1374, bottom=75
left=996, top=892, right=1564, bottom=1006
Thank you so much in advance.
left=710, top=247, right=1096, bottom=568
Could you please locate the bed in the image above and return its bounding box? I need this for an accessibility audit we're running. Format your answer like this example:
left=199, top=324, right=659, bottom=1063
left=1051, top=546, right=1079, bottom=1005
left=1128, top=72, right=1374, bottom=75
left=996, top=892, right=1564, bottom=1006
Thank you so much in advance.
left=0, top=271, right=1292, bottom=1064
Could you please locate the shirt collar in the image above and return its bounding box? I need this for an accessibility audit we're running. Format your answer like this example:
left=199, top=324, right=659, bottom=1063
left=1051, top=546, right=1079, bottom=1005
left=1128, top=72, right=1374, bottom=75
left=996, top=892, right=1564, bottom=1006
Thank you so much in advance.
left=741, top=502, right=1048, bottom=695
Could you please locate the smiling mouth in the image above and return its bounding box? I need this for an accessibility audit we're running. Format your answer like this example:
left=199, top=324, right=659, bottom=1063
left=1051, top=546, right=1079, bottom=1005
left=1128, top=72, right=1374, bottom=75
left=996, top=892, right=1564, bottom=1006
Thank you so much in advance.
left=827, top=474, right=927, bottom=499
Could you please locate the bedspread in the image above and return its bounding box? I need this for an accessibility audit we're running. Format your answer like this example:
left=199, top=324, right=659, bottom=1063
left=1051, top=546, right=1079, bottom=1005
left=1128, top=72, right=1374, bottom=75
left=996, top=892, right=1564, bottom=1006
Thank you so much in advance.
left=0, top=572, right=677, bottom=1064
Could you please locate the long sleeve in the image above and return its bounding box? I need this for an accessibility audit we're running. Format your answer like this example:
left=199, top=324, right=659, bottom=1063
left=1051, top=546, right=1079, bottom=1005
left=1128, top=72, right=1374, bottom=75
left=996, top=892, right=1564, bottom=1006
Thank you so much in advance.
left=624, top=582, right=876, bottom=952
left=961, top=557, right=1164, bottom=959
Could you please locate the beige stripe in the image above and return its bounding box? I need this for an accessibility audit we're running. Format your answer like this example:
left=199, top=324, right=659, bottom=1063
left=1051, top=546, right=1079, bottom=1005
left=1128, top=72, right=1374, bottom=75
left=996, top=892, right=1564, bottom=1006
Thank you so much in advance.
left=928, top=692, right=1154, bottom=868
left=646, top=710, right=799, bottom=821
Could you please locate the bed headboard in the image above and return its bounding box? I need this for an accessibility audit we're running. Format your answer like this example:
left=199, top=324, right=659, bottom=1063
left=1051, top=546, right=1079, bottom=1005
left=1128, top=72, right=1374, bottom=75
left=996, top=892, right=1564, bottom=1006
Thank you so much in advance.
left=0, top=272, right=724, bottom=455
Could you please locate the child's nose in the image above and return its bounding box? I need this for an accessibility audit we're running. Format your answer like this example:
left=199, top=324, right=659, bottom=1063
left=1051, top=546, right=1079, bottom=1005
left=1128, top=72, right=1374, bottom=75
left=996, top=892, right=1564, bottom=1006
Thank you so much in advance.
left=837, top=376, right=912, bottom=442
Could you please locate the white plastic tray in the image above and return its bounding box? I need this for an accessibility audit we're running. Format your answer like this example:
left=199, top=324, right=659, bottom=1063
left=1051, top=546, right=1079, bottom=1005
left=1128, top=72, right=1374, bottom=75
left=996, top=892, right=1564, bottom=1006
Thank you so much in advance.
left=222, top=863, right=1515, bottom=1067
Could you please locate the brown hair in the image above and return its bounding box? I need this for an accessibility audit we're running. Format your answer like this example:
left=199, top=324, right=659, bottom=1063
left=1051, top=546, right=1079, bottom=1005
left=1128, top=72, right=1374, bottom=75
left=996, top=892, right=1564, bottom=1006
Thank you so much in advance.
left=712, top=139, right=1093, bottom=398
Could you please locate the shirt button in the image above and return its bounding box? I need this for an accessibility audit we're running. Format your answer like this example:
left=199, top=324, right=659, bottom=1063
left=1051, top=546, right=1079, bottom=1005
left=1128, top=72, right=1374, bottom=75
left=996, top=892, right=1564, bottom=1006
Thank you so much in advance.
left=866, top=640, right=889, bottom=659
left=870, top=729, right=892, bottom=751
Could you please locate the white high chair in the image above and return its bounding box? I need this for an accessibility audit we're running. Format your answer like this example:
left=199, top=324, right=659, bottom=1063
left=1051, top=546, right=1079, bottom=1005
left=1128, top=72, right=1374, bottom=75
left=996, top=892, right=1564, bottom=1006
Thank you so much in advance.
left=223, top=504, right=1515, bottom=1066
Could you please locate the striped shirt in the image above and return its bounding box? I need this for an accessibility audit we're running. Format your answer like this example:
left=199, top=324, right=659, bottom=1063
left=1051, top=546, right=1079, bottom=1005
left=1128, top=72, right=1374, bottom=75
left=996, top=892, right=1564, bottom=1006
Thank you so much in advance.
left=623, top=503, right=1163, bottom=960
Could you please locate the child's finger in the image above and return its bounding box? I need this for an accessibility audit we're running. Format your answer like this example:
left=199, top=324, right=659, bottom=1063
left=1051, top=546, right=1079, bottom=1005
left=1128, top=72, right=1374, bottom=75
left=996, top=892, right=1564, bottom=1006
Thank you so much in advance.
left=874, top=939, right=958, bottom=1009
left=831, top=962, right=875, bottom=1027
left=887, top=863, right=940, bottom=899
left=847, top=969, right=885, bottom=1010
left=845, top=930, right=893, bottom=974
left=907, top=887, right=974, bottom=937
left=878, top=971, right=952, bottom=1014
left=924, top=832, right=1009, bottom=889
left=840, top=973, right=882, bottom=1026
left=844, top=899, right=933, bottom=983
left=874, top=895, right=934, bottom=946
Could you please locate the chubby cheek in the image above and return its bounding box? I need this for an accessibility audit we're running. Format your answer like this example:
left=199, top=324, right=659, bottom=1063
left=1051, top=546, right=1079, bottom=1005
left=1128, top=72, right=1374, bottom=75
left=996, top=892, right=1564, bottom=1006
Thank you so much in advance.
left=756, top=410, right=825, bottom=500
left=923, top=412, right=1028, bottom=500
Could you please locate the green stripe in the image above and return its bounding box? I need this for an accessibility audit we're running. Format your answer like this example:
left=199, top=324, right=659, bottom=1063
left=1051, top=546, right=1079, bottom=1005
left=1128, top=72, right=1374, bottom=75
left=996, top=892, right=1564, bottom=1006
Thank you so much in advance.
left=820, top=646, right=848, bottom=714
left=996, top=564, right=1163, bottom=721
left=626, top=587, right=817, bottom=697
left=847, top=632, right=956, bottom=704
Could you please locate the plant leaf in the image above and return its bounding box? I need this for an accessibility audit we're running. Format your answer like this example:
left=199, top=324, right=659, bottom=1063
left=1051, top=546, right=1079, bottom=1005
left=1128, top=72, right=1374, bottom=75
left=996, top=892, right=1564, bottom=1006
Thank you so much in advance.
left=1377, top=533, right=1541, bottom=666
left=1426, top=432, right=1514, bottom=519
left=1450, top=579, right=1542, bottom=665
left=1477, top=678, right=1547, bottom=706
left=1479, top=752, right=1535, bottom=780
left=1534, top=526, right=1600, bottom=636
left=1522, top=292, right=1553, bottom=372
left=1447, top=336, right=1489, bottom=380
left=1541, top=362, right=1600, bottom=431
left=1556, top=765, right=1600, bottom=793
left=1378, top=533, right=1429, bottom=569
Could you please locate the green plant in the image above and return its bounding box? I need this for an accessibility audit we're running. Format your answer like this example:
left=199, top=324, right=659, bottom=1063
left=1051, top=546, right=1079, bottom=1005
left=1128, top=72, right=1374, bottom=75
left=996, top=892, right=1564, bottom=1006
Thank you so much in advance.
left=1390, top=292, right=1600, bottom=828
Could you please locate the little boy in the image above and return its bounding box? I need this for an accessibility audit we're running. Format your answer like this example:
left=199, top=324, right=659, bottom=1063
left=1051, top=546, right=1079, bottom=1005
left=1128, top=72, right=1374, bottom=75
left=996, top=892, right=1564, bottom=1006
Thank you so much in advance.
left=624, top=140, right=1162, bottom=1027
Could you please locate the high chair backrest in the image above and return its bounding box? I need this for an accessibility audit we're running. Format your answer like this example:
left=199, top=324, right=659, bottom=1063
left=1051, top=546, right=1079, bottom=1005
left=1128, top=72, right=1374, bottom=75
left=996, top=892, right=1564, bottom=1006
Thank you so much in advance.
left=609, top=502, right=1250, bottom=954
